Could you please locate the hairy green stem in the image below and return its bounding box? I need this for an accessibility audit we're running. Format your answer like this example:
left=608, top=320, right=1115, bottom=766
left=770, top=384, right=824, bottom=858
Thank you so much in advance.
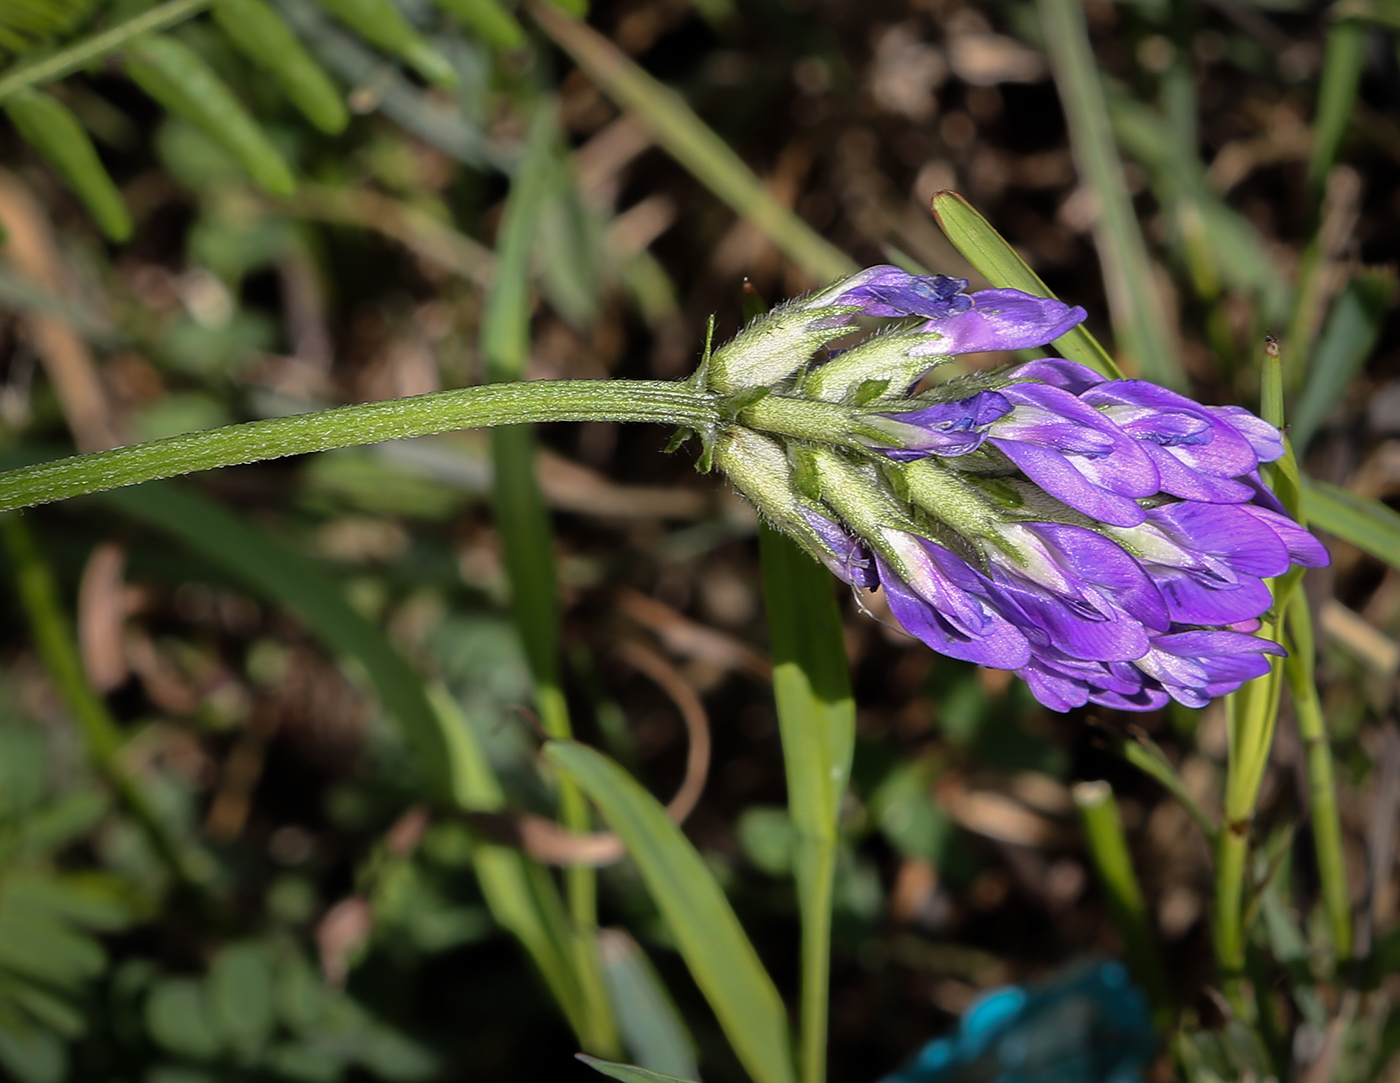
left=0, top=380, right=718, bottom=512
left=1075, top=781, right=1171, bottom=1024
left=0, top=0, right=216, bottom=102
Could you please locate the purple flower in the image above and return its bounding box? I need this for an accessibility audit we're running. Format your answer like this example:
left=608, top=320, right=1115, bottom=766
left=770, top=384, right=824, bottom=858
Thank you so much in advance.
left=703, top=265, right=1332, bottom=712
left=870, top=391, right=1013, bottom=457
left=802, top=509, right=879, bottom=589
left=832, top=268, right=1088, bottom=354
left=981, top=522, right=1169, bottom=662
left=873, top=532, right=1031, bottom=669
left=985, top=382, right=1161, bottom=527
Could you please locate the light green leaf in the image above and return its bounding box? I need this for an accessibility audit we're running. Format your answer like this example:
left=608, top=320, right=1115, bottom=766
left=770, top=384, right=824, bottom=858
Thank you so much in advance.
left=1308, top=19, right=1365, bottom=192
left=576, top=1054, right=702, bottom=1083
left=757, top=523, right=852, bottom=1083
left=145, top=978, right=224, bottom=1060
left=599, top=930, right=698, bottom=1081
left=0, top=1013, right=67, bottom=1083
left=123, top=33, right=297, bottom=196
left=213, top=0, right=348, bottom=133
left=207, top=943, right=276, bottom=1055
left=546, top=740, right=797, bottom=1083
left=314, top=0, right=457, bottom=88
left=430, top=0, right=524, bottom=50
left=1301, top=476, right=1400, bottom=574
left=1291, top=269, right=1396, bottom=451
left=4, top=89, right=132, bottom=240
left=930, top=191, right=1122, bottom=379
left=0, top=914, right=106, bottom=988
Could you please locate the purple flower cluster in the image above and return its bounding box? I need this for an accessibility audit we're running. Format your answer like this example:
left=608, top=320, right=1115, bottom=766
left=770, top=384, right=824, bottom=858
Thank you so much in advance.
left=722, top=266, right=1330, bottom=713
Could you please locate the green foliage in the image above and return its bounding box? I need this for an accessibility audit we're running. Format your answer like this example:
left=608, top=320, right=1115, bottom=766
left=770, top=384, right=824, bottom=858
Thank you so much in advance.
left=0, top=721, right=137, bottom=1083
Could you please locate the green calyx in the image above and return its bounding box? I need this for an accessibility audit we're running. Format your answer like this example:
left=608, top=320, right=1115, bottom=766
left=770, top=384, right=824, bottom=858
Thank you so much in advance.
left=798, top=327, right=953, bottom=404
left=703, top=299, right=862, bottom=395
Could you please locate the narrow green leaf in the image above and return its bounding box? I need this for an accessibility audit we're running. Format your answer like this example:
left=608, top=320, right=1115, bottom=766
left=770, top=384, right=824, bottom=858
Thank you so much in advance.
left=0, top=913, right=106, bottom=988
left=427, top=684, right=592, bottom=1039
left=1, top=514, right=215, bottom=887
left=576, top=1056, right=699, bottom=1083
left=97, top=482, right=453, bottom=796
left=213, top=0, right=349, bottom=134
left=760, top=525, right=854, bottom=834
left=123, top=34, right=296, bottom=196
left=1301, top=475, right=1400, bottom=574
left=930, top=192, right=1123, bottom=380
left=430, top=0, right=525, bottom=50
left=1291, top=269, right=1396, bottom=451
left=1111, top=733, right=1217, bottom=845
left=0, top=1012, right=67, bottom=1083
left=478, top=102, right=617, bottom=1054
left=313, top=0, right=457, bottom=87
left=599, top=930, right=699, bottom=1080
left=4, top=89, right=132, bottom=240
left=1073, top=780, right=1171, bottom=1024
left=530, top=2, right=854, bottom=283
left=546, top=740, right=798, bottom=1083
left=1036, top=0, right=1182, bottom=388
left=758, top=524, right=852, bottom=1083
left=1308, top=19, right=1365, bottom=195
left=0, top=0, right=214, bottom=104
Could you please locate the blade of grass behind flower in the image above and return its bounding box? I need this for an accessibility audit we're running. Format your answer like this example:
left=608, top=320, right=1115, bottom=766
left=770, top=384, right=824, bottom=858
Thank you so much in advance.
left=576, top=1056, right=700, bottom=1083
left=1, top=514, right=216, bottom=890
left=1308, top=17, right=1365, bottom=197
left=758, top=524, right=854, bottom=1083
left=527, top=1, right=855, bottom=284
left=1072, top=781, right=1171, bottom=1024
left=1036, top=0, right=1183, bottom=389
left=481, top=99, right=619, bottom=1056
left=426, top=684, right=593, bottom=1039
left=598, top=929, right=700, bottom=1080
left=1302, top=477, right=1400, bottom=575
left=1290, top=269, right=1396, bottom=452
left=930, top=191, right=1122, bottom=379
left=546, top=740, right=798, bottom=1083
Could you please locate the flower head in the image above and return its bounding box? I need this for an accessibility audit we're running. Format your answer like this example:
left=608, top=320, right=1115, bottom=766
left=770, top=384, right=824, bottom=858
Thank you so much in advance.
left=700, top=266, right=1329, bottom=713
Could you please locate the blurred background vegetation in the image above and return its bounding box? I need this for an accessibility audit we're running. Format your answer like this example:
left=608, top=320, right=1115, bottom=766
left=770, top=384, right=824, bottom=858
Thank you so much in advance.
left=1, top=0, right=1399, bottom=1079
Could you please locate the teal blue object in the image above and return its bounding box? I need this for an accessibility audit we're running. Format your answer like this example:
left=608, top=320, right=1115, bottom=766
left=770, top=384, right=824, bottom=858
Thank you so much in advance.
left=881, top=961, right=1155, bottom=1083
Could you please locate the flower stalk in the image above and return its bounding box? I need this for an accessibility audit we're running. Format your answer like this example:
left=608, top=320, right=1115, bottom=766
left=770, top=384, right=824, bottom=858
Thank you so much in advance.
left=0, top=379, right=721, bottom=512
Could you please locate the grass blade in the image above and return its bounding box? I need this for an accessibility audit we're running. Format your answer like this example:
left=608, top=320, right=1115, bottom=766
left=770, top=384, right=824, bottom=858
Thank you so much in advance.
left=1301, top=476, right=1400, bottom=575
left=0, top=514, right=215, bottom=889
left=1036, top=0, right=1183, bottom=388
left=546, top=740, right=798, bottom=1083
left=758, top=524, right=853, bottom=1083
left=930, top=192, right=1123, bottom=379
left=1308, top=18, right=1365, bottom=197
left=0, top=0, right=214, bottom=103
left=480, top=101, right=619, bottom=1055
left=427, top=685, right=594, bottom=1038
left=1073, top=780, right=1171, bottom=1024
left=599, top=929, right=699, bottom=1080
left=1290, top=270, right=1396, bottom=451
left=576, top=1055, right=700, bottom=1083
